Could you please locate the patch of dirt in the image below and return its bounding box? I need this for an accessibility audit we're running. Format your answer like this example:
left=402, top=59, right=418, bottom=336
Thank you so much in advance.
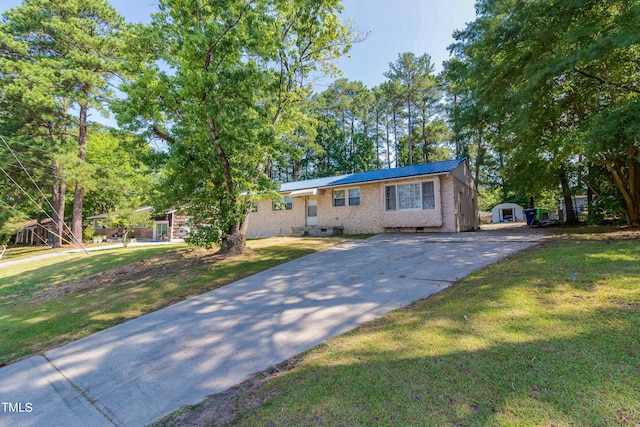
left=29, top=249, right=227, bottom=303
left=554, top=227, right=640, bottom=241
left=154, top=359, right=297, bottom=427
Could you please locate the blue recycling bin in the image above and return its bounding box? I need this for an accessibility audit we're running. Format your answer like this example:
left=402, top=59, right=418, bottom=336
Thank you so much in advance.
left=524, top=208, right=538, bottom=227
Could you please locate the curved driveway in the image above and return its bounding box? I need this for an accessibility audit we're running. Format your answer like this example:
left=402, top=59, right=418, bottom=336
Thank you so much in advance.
left=0, top=226, right=549, bottom=427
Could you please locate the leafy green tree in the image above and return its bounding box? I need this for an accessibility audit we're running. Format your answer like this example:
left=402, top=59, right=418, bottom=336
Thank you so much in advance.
left=312, top=114, right=348, bottom=176
left=117, top=0, right=354, bottom=254
left=451, top=0, right=640, bottom=226
left=102, top=208, right=152, bottom=248
left=371, top=86, right=388, bottom=169
left=441, top=57, right=496, bottom=194
left=311, top=79, right=378, bottom=174
left=384, top=52, right=439, bottom=165
left=0, top=0, right=127, bottom=245
left=84, top=129, right=156, bottom=216
left=271, top=99, right=320, bottom=182
left=0, top=209, right=26, bottom=258
left=377, top=80, right=405, bottom=167
left=0, top=137, right=46, bottom=220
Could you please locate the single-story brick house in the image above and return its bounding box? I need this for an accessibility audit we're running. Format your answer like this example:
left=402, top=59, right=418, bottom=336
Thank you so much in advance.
left=247, top=159, right=478, bottom=238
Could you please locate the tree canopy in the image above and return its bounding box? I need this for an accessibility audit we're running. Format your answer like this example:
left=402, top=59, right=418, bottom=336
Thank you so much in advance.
left=0, top=0, right=127, bottom=246
left=117, top=0, right=356, bottom=253
left=449, top=0, right=640, bottom=225
left=3, top=0, right=637, bottom=255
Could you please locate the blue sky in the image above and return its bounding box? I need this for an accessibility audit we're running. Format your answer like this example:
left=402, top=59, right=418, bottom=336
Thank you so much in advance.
left=338, top=0, right=477, bottom=87
left=1, top=0, right=477, bottom=89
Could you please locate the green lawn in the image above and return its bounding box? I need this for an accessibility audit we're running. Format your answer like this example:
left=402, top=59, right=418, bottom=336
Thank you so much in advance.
left=163, top=229, right=639, bottom=426
left=0, top=237, right=346, bottom=366
left=0, top=244, right=67, bottom=262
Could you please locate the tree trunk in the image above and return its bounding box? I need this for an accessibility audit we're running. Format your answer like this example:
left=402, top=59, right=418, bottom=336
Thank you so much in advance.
left=374, top=108, right=380, bottom=167
left=350, top=113, right=355, bottom=160
left=219, top=201, right=251, bottom=255
left=71, top=103, right=88, bottom=244
left=453, top=93, right=460, bottom=157
left=559, top=170, right=578, bottom=225
left=36, top=204, right=44, bottom=246
left=474, top=132, right=484, bottom=191
left=421, top=105, right=428, bottom=163
left=204, top=109, right=251, bottom=254
left=603, top=149, right=640, bottom=226
left=385, top=112, right=391, bottom=169
left=406, top=97, right=413, bottom=165
left=587, top=185, right=594, bottom=225
left=51, top=159, right=67, bottom=248
left=587, top=163, right=595, bottom=224
left=122, top=228, right=129, bottom=248
left=72, top=183, right=84, bottom=244
left=291, top=158, right=298, bottom=181
left=392, top=111, right=399, bottom=167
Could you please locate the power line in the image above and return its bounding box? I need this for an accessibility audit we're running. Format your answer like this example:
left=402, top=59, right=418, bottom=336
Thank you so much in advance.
left=0, top=137, right=65, bottom=156
left=0, top=198, right=21, bottom=212
left=0, top=163, right=83, bottom=250
left=0, top=156, right=58, bottom=176
left=0, top=135, right=87, bottom=253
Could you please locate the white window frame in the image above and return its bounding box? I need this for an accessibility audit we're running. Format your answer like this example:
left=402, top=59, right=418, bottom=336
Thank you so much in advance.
left=348, top=188, right=360, bottom=206
left=398, top=183, right=422, bottom=210
left=422, top=181, right=435, bottom=210
left=333, top=187, right=360, bottom=207
left=385, top=185, right=396, bottom=211
left=385, top=180, right=436, bottom=211
left=273, top=195, right=293, bottom=211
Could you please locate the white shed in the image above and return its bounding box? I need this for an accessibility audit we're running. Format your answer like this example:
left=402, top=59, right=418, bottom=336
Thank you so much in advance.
left=561, top=195, right=589, bottom=219
left=491, top=203, right=525, bottom=223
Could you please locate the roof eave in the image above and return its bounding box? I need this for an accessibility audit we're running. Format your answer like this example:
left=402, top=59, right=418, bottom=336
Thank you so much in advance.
left=315, top=170, right=452, bottom=190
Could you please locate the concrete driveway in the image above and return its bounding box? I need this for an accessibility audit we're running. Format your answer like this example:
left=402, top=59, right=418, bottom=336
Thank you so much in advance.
left=0, top=227, right=549, bottom=427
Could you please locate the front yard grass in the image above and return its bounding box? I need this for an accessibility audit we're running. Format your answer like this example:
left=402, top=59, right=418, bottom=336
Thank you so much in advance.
left=164, top=228, right=639, bottom=426
left=0, top=237, right=347, bottom=366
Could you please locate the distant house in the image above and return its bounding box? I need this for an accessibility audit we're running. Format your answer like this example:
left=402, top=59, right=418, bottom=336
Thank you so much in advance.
left=247, top=159, right=478, bottom=238
left=491, top=203, right=525, bottom=223
left=14, top=218, right=56, bottom=245
left=87, top=207, right=190, bottom=242
left=560, top=195, right=589, bottom=220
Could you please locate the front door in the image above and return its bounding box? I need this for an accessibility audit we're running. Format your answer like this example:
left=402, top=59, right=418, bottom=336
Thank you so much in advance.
left=155, top=222, right=168, bottom=241
left=306, top=197, right=318, bottom=226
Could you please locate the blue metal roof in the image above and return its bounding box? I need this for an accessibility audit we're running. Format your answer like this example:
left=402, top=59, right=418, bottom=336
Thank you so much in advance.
left=278, top=159, right=465, bottom=192
left=279, top=174, right=350, bottom=192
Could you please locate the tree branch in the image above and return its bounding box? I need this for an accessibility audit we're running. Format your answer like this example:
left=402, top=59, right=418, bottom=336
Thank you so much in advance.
left=152, top=126, right=176, bottom=144
left=203, top=0, right=254, bottom=71
left=573, top=67, right=640, bottom=94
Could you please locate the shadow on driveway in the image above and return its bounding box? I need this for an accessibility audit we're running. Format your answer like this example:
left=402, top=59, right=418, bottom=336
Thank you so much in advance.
left=0, top=229, right=550, bottom=427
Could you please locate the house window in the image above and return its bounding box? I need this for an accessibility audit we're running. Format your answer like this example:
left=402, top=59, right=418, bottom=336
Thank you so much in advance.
left=251, top=202, right=258, bottom=213
left=385, top=181, right=436, bottom=211
left=398, top=184, right=421, bottom=209
left=334, top=188, right=360, bottom=207
left=348, top=188, right=360, bottom=206
left=273, top=196, right=292, bottom=211
left=422, top=182, right=435, bottom=209
left=385, top=185, right=396, bottom=211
